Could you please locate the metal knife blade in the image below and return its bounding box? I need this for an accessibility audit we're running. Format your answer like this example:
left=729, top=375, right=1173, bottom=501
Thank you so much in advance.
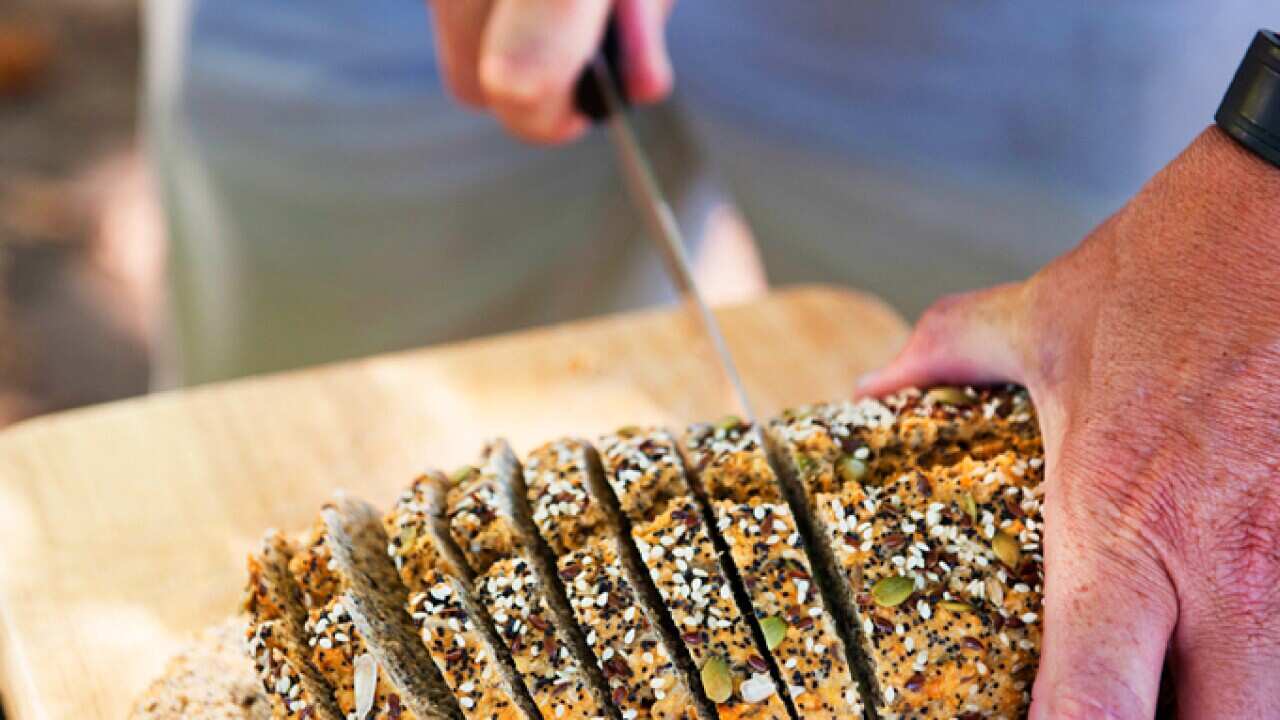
left=587, top=58, right=757, bottom=425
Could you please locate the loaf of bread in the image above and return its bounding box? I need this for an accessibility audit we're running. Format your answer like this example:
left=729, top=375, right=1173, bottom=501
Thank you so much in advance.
left=133, top=386, right=1044, bottom=720
left=683, top=420, right=862, bottom=718
left=769, top=387, right=1043, bottom=719
left=597, top=427, right=791, bottom=720
left=524, top=439, right=698, bottom=720
left=129, top=619, right=270, bottom=720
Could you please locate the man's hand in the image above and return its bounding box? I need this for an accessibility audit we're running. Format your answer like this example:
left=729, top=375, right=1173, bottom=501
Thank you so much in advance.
left=428, top=0, right=675, bottom=144
left=859, top=128, right=1280, bottom=718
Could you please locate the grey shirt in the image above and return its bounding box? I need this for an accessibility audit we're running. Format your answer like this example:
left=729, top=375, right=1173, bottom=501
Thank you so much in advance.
left=146, top=0, right=1272, bottom=384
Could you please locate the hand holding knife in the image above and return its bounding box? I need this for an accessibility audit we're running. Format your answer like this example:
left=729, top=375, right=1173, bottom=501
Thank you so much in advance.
left=574, top=20, right=758, bottom=426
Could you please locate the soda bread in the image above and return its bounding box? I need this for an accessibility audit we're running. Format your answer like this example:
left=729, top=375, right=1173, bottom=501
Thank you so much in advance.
left=683, top=421, right=862, bottom=719
left=446, top=442, right=615, bottom=720
left=524, top=439, right=699, bottom=720
left=243, top=532, right=343, bottom=720
left=137, top=386, right=1046, bottom=720
left=770, top=386, right=1043, bottom=719
left=598, top=428, right=792, bottom=720
left=387, top=472, right=540, bottom=720
left=129, top=618, right=270, bottom=720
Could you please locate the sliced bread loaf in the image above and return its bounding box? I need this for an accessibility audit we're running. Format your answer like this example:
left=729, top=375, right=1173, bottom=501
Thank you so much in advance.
left=524, top=438, right=700, bottom=720
left=597, top=428, right=792, bottom=720
left=243, top=532, right=343, bottom=720
left=386, top=472, right=541, bottom=720
left=683, top=420, right=863, bottom=719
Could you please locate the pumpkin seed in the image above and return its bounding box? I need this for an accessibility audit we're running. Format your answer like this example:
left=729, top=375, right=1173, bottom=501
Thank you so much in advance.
left=938, top=600, right=973, bottom=614
left=717, top=415, right=743, bottom=432
left=958, top=492, right=978, bottom=523
left=991, top=530, right=1021, bottom=568
left=871, top=575, right=914, bottom=607
left=450, top=466, right=477, bottom=484
left=701, top=656, right=733, bottom=703
left=760, top=616, right=788, bottom=651
left=615, top=425, right=641, bottom=438
left=837, top=456, right=867, bottom=485
left=926, top=386, right=971, bottom=406
left=795, top=454, right=816, bottom=474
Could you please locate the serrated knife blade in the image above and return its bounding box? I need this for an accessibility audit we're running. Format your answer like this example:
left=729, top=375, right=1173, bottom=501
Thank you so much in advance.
left=586, top=58, right=757, bottom=425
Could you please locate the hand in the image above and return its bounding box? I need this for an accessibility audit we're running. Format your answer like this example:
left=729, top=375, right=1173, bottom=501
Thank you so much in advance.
left=427, top=0, right=675, bottom=144
left=859, top=127, right=1280, bottom=718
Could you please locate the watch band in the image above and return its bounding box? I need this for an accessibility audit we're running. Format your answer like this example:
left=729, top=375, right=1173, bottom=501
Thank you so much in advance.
left=1216, top=29, right=1280, bottom=168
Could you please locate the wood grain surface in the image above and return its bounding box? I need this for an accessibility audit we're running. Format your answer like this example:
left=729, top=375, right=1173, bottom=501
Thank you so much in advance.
left=0, top=285, right=907, bottom=719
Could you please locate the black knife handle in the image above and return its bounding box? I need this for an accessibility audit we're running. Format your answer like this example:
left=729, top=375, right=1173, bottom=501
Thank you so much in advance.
left=573, top=14, right=628, bottom=122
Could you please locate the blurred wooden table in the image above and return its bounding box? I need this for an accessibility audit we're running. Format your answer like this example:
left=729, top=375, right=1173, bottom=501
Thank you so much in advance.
left=0, top=285, right=907, bottom=718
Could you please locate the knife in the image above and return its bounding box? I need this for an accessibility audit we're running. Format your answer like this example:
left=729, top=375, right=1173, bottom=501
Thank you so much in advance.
left=574, top=22, right=757, bottom=425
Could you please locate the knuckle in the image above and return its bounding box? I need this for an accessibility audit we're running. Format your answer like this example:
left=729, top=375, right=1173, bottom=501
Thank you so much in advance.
left=1201, top=501, right=1280, bottom=627
left=1057, top=442, right=1188, bottom=560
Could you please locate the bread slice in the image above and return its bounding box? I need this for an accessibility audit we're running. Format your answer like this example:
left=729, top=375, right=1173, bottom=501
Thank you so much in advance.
left=243, top=532, right=343, bottom=720
left=682, top=420, right=863, bottom=719
left=386, top=472, right=541, bottom=720
left=447, top=441, right=616, bottom=720
left=596, top=428, right=792, bottom=720
left=289, top=515, right=429, bottom=720
left=523, top=439, right=700, bottom=720
left=320, top=495, right=462, bottom=720
left=769, top=387, right=1044, bottom=718
left=129, top=617, right=269, bottom=720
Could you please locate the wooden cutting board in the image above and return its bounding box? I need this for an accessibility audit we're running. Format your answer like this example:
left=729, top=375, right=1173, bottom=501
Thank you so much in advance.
left=0, top=285, right=907, bottom=719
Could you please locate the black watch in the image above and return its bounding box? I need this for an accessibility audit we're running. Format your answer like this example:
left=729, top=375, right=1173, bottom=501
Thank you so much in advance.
left=1217, top=29, right=1280, bottom=169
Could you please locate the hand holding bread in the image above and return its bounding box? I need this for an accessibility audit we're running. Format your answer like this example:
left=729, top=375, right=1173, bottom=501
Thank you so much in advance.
left=859, top=127, right=1280, bottom=718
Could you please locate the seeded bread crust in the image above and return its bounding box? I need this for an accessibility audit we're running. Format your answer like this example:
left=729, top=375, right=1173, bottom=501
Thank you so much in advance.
left=523, top=440, right=612, bottom=557
left=525, top=439, right=699, bottom=720
left=321, top=497, right=463, bottom=720
left=772, top=388, right=1038, bottom=499
left=599, top=429, right=791, bottom=720
left=243, top=533, right=344, bottom=720
left=409, top=573, right=530, bottom=719
left=129, top=618, right=270, bottom=720
left=386, top=473, right=539, bottom=720
left=447, top=455, right=521, bottom=575
left=386, top=475, right=466, bottom=584
left=683, top=422, right=863, bottom=719
left=448, top=442, right=614, bottom=720
left=476, top=555, right=609, bottom=719
left=823, top=454, right=1043, bottom=718
left=142, top=387, right=1050, bottom=720
left=771, top=387, right=1043, bottom=719
left=289, top=519, right=415, bottom=720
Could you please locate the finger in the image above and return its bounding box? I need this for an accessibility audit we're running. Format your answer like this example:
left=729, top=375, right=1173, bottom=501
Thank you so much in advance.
left=479, top=0, right=610, bottom=144
left=1168, top=496, right=1280, bottom=717
left=1030, top=460, right=1178, bottom=720
left=856, top=282, right=1029, bottom=397
left=1174, top=623, right=1280, bottom=718
left=614, top=0, right=674, bottom=104
left=427, top=0, right=493, bottom=108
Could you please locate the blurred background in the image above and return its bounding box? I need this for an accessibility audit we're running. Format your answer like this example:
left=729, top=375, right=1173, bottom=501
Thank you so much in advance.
left=0, top=0, right=1273, bottom=432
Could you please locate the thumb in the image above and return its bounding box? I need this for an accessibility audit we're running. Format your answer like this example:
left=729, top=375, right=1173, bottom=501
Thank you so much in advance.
left=1030, top=459, right=1178, bottom=719
left=857, top=282, right=1030, bottom=396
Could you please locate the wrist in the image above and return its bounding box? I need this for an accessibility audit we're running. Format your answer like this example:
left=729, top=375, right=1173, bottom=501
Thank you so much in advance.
left=1119, top=128, right=1280, bottom=286
left=1193, top=127, right=1280, bottom=237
